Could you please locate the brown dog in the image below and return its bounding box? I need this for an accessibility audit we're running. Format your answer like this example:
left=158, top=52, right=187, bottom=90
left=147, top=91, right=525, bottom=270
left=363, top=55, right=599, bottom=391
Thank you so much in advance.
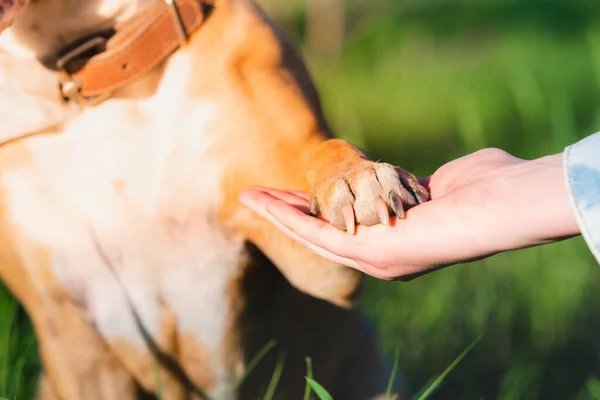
left=0, top=0, right=428, bottom=398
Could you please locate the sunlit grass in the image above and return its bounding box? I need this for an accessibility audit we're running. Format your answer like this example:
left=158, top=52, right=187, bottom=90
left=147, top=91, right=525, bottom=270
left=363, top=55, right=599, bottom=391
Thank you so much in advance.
left=306, top=2, right=600, bottom=398
left=300, top=337, right=482, bottom=400
left=0, top=286, right=39, bottom=400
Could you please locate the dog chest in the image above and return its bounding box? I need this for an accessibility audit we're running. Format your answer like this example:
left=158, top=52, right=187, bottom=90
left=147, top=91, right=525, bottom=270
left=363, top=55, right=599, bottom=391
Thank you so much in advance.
left=0, top=99, right=247, bottom=395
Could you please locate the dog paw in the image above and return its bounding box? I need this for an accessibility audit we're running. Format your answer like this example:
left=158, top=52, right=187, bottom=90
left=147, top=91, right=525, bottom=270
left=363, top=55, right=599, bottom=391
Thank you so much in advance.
left=309, top=161, right=429, bottom=233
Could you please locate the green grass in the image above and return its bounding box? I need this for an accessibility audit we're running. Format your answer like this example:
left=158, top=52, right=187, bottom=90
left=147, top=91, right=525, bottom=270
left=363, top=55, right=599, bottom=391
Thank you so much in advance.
left=302, top=3, right=600, bottom=399
left=3, top=1, right=600, bottom=399
left=302, top=335, right=482, bottom=400
left=0, top=286, right=39, bottom=400
left=297, top=1, right=600, bottom=398
left=412, top=335, right=483, bottom=400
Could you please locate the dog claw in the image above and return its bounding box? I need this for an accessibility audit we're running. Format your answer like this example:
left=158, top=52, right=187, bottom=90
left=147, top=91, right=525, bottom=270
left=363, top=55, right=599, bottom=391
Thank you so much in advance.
left=309, top=197, right=320, bottom=217
left=342, top=204, right=355, bottom=234
left=374, top=197, right=390, bottom=225
left=310, top=161, right=427, bottom=231
left=389, top=192, right=405, bottom=220
left=414, top=190, right=426, bottom=205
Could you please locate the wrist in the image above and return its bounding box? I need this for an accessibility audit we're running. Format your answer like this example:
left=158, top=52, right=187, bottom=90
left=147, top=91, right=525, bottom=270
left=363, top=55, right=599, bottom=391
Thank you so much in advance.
left=488, top=152, right=580, bottom=252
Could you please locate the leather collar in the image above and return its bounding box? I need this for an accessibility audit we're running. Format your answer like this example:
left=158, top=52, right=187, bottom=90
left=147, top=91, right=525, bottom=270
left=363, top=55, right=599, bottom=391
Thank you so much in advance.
left=56, top=0, right=213, bottom=107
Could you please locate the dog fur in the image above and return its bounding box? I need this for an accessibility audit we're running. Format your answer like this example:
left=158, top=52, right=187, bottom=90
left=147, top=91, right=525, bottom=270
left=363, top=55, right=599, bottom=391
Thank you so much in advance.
left=0, top=0, right=427, bottom=398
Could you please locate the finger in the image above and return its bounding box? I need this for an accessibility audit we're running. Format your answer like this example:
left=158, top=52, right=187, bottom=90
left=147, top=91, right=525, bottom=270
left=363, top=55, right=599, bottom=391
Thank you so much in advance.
left=241, top=187, right=322, bottom=220
left=242, top=187, right=309, bottom=206
left=263, top=196, right=360, bottom=258
left=239, top=188, right=300, bottom=219
left=392, top=263, right=450, bottom=282
left=258, top=188, right=333, bottom=222
left=418, top=176, right=431, bottom=191
left=287, top=190, right=311, bottom=201
left=242, top=187, right=332, bottom=223
left=249, top=186, right=310, bottom=203
left=266, top=210, right=360, bottom=268
left=239, top=189, right=360, bottom=268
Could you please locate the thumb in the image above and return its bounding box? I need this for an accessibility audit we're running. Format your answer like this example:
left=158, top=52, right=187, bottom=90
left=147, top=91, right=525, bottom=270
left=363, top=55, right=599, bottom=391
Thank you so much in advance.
left=418, top=176, right=431, bottom=192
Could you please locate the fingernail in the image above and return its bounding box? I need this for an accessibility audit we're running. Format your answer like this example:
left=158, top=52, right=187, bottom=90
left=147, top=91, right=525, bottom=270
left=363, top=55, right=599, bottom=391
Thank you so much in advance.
left=239, top=190, right=259, bottom=208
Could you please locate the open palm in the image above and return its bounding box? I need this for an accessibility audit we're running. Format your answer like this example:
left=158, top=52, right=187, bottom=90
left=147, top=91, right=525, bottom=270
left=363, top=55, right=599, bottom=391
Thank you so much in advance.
left=240, top=149, right=579, bottom=281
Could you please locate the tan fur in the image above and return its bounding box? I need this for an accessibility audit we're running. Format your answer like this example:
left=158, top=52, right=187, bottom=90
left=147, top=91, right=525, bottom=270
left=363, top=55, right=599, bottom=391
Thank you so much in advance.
left=0, top=0, right=423, bottom=398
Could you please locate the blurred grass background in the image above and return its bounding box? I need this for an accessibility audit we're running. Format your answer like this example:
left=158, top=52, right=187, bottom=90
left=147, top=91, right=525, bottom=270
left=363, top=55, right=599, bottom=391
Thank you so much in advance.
left=2, top=0, right=600, bottom=398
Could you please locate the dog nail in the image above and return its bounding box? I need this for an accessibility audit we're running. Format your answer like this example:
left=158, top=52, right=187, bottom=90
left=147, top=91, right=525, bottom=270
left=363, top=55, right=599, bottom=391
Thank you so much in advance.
left=374, top=197, right=389, bottom=225
left=389, top=192, right=405, bottom=220
left=414, top=190, right=426, bottom=205
left=342, top=204, right=355, bottom=234
left=309, top=197, right=320, bottom=217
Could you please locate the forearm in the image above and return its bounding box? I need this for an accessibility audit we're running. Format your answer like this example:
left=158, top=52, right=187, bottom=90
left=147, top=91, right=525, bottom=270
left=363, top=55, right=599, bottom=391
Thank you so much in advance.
left=393, top=150, right=582, bottom=268
left=418, top=151, right=581, bottom=263
left=486, top=152, right=581, bottom=253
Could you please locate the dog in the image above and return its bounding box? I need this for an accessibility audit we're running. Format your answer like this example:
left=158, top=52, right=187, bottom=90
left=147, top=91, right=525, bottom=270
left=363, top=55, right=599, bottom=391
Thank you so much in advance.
left=0, top=0, right=428, bottom=398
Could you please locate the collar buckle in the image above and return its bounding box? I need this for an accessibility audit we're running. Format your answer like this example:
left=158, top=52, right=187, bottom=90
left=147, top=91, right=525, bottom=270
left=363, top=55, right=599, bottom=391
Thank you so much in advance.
left=56, top=36, right=111, bottom=107
left=165, top=0, right=189, bottom=46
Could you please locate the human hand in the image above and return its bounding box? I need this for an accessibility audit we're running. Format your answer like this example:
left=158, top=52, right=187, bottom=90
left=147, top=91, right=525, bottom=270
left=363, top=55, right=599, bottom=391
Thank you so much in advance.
left=239, top=149, right=581, bottom=281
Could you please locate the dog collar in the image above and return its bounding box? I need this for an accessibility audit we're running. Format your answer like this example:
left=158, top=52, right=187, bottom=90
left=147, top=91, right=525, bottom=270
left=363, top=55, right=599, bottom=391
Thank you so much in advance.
left=55, top=0, right=213, bottom=107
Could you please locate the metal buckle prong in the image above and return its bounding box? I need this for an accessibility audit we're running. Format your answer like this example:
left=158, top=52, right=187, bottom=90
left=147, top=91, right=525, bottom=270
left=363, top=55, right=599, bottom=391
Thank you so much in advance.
left=165, top=0, right=188, bottom=46
left=56, top=36, right=107, bottom=71
left=56, top=36, right=110, bottom=108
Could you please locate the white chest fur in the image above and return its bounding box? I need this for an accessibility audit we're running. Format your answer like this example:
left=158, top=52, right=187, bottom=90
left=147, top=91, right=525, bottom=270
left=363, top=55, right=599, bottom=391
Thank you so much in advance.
left=1, top=51, right=244, bottom=394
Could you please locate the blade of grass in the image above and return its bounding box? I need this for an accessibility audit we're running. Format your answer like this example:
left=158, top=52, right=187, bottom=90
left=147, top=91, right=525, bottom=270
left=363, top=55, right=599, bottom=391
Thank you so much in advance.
left=303, top=357, right=314, bottom=400
left=236, top=339, right=277, bottom=389
left=263, top=352, right=286, bottom=400
left=305, top=378, right=333, bottom=400
left=385, top=347, right=400, bottom=400
left=154, top=357, right=164, bottom=400
left=413, top=335, right=483, bottom=400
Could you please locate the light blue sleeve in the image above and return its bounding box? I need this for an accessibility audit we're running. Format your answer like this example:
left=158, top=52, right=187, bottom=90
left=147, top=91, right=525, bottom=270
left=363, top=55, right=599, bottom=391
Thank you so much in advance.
left=564, top=132, right=600, bottom=263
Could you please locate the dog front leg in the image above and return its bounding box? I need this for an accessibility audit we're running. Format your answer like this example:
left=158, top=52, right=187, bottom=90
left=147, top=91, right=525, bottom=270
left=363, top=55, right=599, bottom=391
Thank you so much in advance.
left=225, top=136, right=428, bottom=308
